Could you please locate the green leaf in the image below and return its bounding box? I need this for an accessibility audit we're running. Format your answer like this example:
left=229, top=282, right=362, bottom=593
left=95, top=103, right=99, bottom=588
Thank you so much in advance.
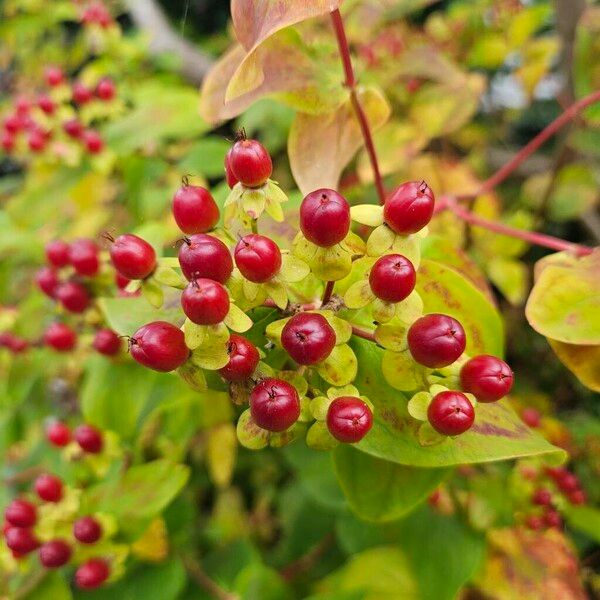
left=563, top=505, right=600, bottom=544
left=333, top=446, right=447, bottom=522
left=317, top=344, right=358, bottom=386
left=234, top=564, right=292, bottom=600
left=24, top=572, right=72, bottom=600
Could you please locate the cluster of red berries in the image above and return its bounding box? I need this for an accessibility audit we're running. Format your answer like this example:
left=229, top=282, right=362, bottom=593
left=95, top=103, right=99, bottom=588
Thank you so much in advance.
left=80, top=1, right=113, bottom=28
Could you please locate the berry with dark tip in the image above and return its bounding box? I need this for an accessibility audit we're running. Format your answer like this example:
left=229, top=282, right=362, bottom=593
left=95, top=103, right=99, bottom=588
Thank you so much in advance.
left=384, top=181, right=435, bottom=235
left=219, top=334, right=260, bottom=382
left=281, top=313, right=336, bottom=365
left=407, top=313, right=466, bottom=368
left=249, top=378, right=300, bottom=432
left=300, top=188, right=351, bottom=247
left=73, top=516, right=103, bottom=544
left=427, top=391, right=474, bottom=436
left=108, top=233, right=156, bottom=280
left=369, top=254, right=416, bottom=303
left=69, top=239, right=100, bottom=277
left=46, top=422, right=71, bottom=447
left=75, top=558, right=110, bottom=589
left=460, top=355, right=513, bottom=402
left=327, top=396, right=373, bottom=443
left=44, top=323, right=77, bottom=352
left=55, top=281, right=90, bottom=313
left=172, top=184, right=219, bottom=234
left=130, top=321, right=189, bottom=372
left=45, top=240, right=71, bottom=268
left=181, top=279, right=230, bottom=325
left=5, top=499, right=37, bottom=528
left=228, top=138, right=272, bottom=188
left=234, top=234, right=281, bottom=283
left=39, top=540, right=72, bottom=568
left=74, top=424, right=103, bottom=454
left=36, top=267, right=60, bottom=298
left=35, top=474, right=63, bottom=503
left=178, top=234, right=233, bottom=283
left=93, top=329, right=121, bottom=356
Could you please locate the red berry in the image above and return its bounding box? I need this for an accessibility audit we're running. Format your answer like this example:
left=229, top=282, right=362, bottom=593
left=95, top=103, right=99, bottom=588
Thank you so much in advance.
left=1, top=131, right=15, bottom=152
left=37, top=95, right=55, bottom=115
left=568, top=489, right=586, bottom=505
left=75, top=558, right=110, bottom=589
left=532, top=488, right=552, bottom=506
left=95, top=78, right=115, bottom=101
left=5, top=499, right=37, bottom=528
left=249, top=378, right=300, bottom=432
left=5, top=335, right=28, bottom=354
left=178, top=234, right=233, bottom=283
left=69, top=239, right=100, bottom=277
left=93, top=329, right=121, bottom=356
left=544, top=509, right=562, bottom=529
left=82, top=2, right=112, bottom=27
left=39, top=539, right=72, bottom=568
left=384, top=181, right=435, bottom=235
left=427, top=391, right=475, bottom=436
left=130, top=321, right=189, bottom=372
left=35, top=474, right=63, bottom=503
left=234, top=234, right=281, bottom=283
left=460, top=355, right=513, bottom=402
left=545, top=466, right=566, bottom=481
left=15, top=97, right=31, bottom=115
left=3, top=114, right=23, bottom=134
left=281, top=313, right=336, bottom=365
left=36, top=267, right=60, bottom=298
left=181, top=279, right=230, bottom=325
left=521, top=407, right=541, bottom=428
left=300, top=189, right=351, bottom=247
left=63, top=118, right=84, bottom=139
left=115, top=272, right=130, bottom=290
left=407, top=314, right=466, bottom=368
left=72, top=82, right=93, bottom=105
left=28, top=129, right=46, bottom=152
left=219, top=334, right=260, bottom=382
left=368, top=254, right=416, bottom=303
left=557, top=472, right=580, bottom=493
left=525, top=515, right=543, bottom=531
left=172, top=184, right=219, bottom=234
left=83, top=129, right=103, bottom=154
left=73, top=516, right=103, bottom=544
left=45, top=66, right=64, bottom=87
left=224, top=147, right=239, bottom=188
left=74, top=424, right=103, bottom=454
left=109, top=233, right=156, bottom=280
left=228, top=139, right=272, bottom=188
left=5, top=527, right=39, bottom=554
left=44, top=323, right=77, bottom=352
left=327, top=396, right=373, bottom=443
left=45, top=240, right=71, bottom=268
left=55, top=281, right=90, bottom=313
left=46, top=421, right=71, bottom=447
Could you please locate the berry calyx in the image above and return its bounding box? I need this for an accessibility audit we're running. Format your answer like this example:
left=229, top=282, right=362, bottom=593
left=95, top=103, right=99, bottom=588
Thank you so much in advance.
left=45, top=240, right=71, bottom=268
left=249, top=378, right=300, bottom=432
left=181, top=279, right=230, bottom=325
left=69, top=239, right=100, bottom=277
left=46, top=421, right=71, bottom=447
left=224, top=147, right=239, bottom=188
left=82, top=129, right=104, bottom=154
left=95, top=78, right=116, bottom=101
left=5, top=527, right=39, bottom=554
left=39, top=540, right=72, bottom=568
left=281, top=313, right=336, bottom=365
left=326, top=396, right=373, bottom=443
left=93, top=329, right=121, bottom=356
left=178, top=234, right=233, bottom=283
left=73, top=516, right=103, bottom=544
left=75, top=558, right=110, bottom=589
left=300, top=189, right=351, bottom=247
left=35, top=474, right=63, bottom=503
left=532, top=488, right=552, bottom=506
left=55, top=281, right=90, bottom=313
left=234, top=234, right=281, bottom=283
left=130, top=321, right=190, bottom=372
left=5, top=499, right=37, bottom=528
left=172, top=184, right=219, bottom=234
left=460, top=355, right=513, bottom=402
left=44, top=323, right=77, bottom=352
left=219, top=334, right=260, bottom=382
left=36, top=267, right=59, bottom=298
left=407, top=313, right=466, bottom=368
left=427, top=391, right=475, bottom=436
left=228, top=138, right=272, bottom=188
left=368, top=254, right=416, bottom=303
left=108, top=233, right=156, bottom=280
left=63, top=118, right=84, bottom=139
left=383, top=181, right=435, bottom=235
left=74, top=424, right=103, bottom=454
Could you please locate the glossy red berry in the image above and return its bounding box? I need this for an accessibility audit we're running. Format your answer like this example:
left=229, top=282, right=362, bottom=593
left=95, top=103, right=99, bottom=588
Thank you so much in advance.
left=28, top=129, right=46, bottom=152
left=427, top=391, right=475, bottom=436
left=249, top=378, right=300, bottom=432
left=568, top=489, right=586, bottom=505
left=39, top=539, right=72, bottom=568
left=95, top=78, right=115, bottom=101
left=69, top=239, right=100, bottom=277
left=83, top=129, right=103, bottom=154
left=521, top=407, right=541, bottom=428
left=544, top=509, right=562, bottom=529
left=384, top=181, right=435, bottom=235
left=1, top=131, right=15, bottom=152
left=73, top=516, right=103, bottom=544
left=407, top=314, right=466, bottom=368
left=55, top=281, right=90, bottom=313
left=74, top=424, right=103, bottom=454
left=45, top=240, right=71, bottom=268
left=369, top=254, right=416, bottom=303
left=281, top=313, right=336, bottom=365
left=224, top=147, right=239, bottom=188
left=5, top=499, right=37, bottom=528
left=63, top=118, right=84, bottom=139
left=219, top=334, right=260, bottom=382
left=178, top=234, right=233, bottom=283
left=3, top=113, right=23, bottom=134
left=37, top=94, right=55, bottom=115
left=109, top=233, right=156, bottom=280
left=172, top=184, right=219, bottom=234
left=35, top=474, right=63, bottom=503
left=45, top=66, right=64, bottom=87
left=300, top=189, right=351, bottom=247
left=36, top=267, right=59, bottom=298
left=234, top=234, right=281, bottom=283
left=130, top=321, right=189, bottom=372
left=532, top=488, right=552, bottom=506
left=44, top=323, right=77, bottom=352
left=327, top=396, right=373, bottom=443
left=93, top=329, right=121, bottom=356
left=46, top=421, right=71, bottom=447
left=75, top=558, right=110, bottom=589
left=460, top=355, right=513, bottom=402
left=82, top=2, right=112, bottom=27
left=181, top=279, right=230, bottom=325
left=556, top=472, right=580, bottom=493
left=5, top=527, right=39, bottom=554
left=115, top=272, right=130, bottom=290
left=228, top=139, right=272, bottom=188
left=15, top=97, right=31, bottom=115
left=72, top=82, right=93, bottom=105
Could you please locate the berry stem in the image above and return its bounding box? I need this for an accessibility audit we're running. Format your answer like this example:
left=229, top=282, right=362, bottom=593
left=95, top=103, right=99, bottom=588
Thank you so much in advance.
left=330, top=8, right=386, bottom=205
left=351, top=325, right=377, bottom=343
left=250, top=218, right=258, bottom=234
left=321, top=280, right=335, bottom=305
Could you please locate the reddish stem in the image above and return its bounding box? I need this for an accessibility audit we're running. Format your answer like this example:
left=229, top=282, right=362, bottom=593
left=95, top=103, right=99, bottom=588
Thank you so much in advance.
left=330, top=9, right=386, bottom=205
left=321, top=280, right=335, bottom=305
left=351, top=325, right=377, bottom=343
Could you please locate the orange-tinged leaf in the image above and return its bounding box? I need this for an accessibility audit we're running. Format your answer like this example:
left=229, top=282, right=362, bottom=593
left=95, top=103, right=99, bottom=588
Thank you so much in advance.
left=549, top=339, right=600, bottom=392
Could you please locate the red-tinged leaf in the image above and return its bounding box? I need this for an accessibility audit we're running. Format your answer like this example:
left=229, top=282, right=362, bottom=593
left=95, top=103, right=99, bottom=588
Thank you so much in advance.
left=288, top=86, right=391, bottom=195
